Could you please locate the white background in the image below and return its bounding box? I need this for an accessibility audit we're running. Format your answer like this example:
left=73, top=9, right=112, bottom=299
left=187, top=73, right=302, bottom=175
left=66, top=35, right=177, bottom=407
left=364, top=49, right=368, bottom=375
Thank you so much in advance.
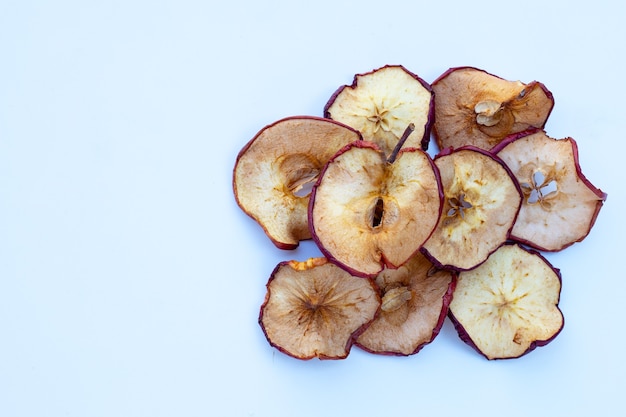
left=1, top=1, right=624, bottom=416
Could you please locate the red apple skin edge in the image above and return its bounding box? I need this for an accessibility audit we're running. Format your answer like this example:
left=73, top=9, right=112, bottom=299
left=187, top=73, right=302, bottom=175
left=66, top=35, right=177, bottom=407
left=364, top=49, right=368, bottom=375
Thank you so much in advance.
left=233, top=115, right=362, bottom=250
left=257, top=260, right=381, bottom=360
left=357, top=275, right=457, bottom=357
left=448, top=245, right=564, bottom=360
left=308, top=140, right=444, bottom=279
left=323, top=64, right=436, bottom=151
left=491, top=127, right=608, bottom=252
left=420, top=144, right=524, bottom=272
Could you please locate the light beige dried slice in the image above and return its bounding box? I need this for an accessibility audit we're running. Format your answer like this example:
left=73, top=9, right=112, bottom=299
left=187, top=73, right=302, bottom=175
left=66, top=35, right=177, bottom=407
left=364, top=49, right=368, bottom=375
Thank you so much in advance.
left=259, top=257, right=380, bottom=360
left=233, top=116, right=361, bottom=249
left=324, top=65, right=434, bottom=156
left=493, top=128, right=607, bottom=251
left=431, top=67, right=554, bottom=151
left=309, top=132, right=442, bottom=278
left=448, top=244, right=564, bottom=360
left=421, top=146, right=522, bottom=271
left=356, top=252, right=455, bottom=356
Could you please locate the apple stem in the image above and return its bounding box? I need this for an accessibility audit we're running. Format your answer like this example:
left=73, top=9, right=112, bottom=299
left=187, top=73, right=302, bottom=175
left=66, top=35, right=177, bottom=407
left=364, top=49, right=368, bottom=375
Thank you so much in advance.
left=387, top=123, right=415, bottom=164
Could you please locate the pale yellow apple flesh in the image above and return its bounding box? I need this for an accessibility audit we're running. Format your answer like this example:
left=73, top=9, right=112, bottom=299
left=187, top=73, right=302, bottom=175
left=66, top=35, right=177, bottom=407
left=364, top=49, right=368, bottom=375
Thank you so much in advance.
left=449, top=244, right=563, bottom=360
left=494, top=129, right=607, bottom=251
left=421, top=148, right=522, bottom=271
left=233, top=116, right=361, bottom=249
left=310, top=141, right=442, bottom=277
left=325, top=65, right=433, bottom=157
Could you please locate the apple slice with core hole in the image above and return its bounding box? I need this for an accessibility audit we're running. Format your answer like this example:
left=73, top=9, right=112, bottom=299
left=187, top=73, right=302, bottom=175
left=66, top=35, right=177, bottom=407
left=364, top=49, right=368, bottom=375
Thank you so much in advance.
left=421, top=146, right=522, bottom=271
left=233, top=116, right=361, bottom=249
left=355, top=252, right=456, bottom=356
left=258, top=257, right=380, bottom=360
left=492, top=128, right=607, bottom=251
left=309, top=125, right=443, bottom=278
left=431, top=66, right=554, bottom=151
left=448, top=243, right=564, bottom=360
left=324, top=65, right=434, bottom=156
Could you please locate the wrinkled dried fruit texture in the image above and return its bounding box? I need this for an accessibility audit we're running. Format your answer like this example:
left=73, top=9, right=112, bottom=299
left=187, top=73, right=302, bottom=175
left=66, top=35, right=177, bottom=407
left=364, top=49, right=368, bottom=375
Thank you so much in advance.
left=449, top=244, right=563, bottom=360
left=259, top=258, right=380, bottom=360
left=233, top=117, right=361, bottom=249
left=432, top=67, right=553, bottom=151
left=325, top=65, right=433, bottom=157
left=356, top=253, right=455, bottom=356
left=494, top=129, right=607, bottom=251
left=310, top=142, right=441, bottom=277
left=421, top=148, right=521, bottom=271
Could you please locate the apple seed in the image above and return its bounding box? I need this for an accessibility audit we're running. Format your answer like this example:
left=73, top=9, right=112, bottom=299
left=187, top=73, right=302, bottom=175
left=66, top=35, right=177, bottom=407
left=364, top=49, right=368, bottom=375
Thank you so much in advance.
left=474, top=99, right=504, bottom=127
left=381, top=286, right=413, bottom=312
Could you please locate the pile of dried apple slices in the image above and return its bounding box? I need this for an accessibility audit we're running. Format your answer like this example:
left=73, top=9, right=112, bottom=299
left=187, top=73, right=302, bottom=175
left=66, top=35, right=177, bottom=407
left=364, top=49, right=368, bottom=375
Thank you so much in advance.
left=233, top=64, right=607, bottom=361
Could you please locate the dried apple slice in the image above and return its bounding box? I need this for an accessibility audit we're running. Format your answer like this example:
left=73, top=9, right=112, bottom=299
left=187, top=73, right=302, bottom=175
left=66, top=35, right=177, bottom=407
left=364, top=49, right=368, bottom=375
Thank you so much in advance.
left=492, top=128, right=607, bottom=251
left=448, top=244, right=564, bottom=360
left=258, top=257, right=380, bottom=360
left=421, top=146, right=522, bottom=271
left=233, top=116, right=361, bottom=249
left=324, top=65, right=434, bottom=156
left=355, top=252, right=456, bottom=356
left=431, top=67, right=554, bottom=151
left=309, top=126, right=443, bottom=278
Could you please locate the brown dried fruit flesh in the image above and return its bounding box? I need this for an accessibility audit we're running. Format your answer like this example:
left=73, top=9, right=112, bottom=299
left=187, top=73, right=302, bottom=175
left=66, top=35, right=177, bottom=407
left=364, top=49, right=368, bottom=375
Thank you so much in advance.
left=233, top=116, right=361, bottom=249
left=258, top=257, right=380, bottom=360
left=356, top=252, right=456, bottom=356
left=232, top=64, right=608, bottom=363
left=493, top=128, right=607, bottom=251
left=448, top=244, right=564, bottom=360
left=431, top=67, right=554, bottom=151
left=421, top=146, right=522, bottom=271
left=324, top=65, right=434, bottom=156
left=309, top=139, right=442, bottom=278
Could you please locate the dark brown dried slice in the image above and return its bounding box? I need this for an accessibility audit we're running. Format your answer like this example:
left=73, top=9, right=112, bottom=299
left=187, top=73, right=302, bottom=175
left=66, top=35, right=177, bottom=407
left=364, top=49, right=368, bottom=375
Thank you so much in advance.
left=324, top=65, right=434, bottom=156
left=492, top=128, right=607, bottom=251
left=355, top=252, right=456, bottom=356
left=233, top=116, right=361, bottom=249
left=259, top=257, right=380, bottom=360
left=448, top=243, right=564, bottom=360
left=421, top=146, right=522, bottom=271
left=431, top=67, right=554, bottom=151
